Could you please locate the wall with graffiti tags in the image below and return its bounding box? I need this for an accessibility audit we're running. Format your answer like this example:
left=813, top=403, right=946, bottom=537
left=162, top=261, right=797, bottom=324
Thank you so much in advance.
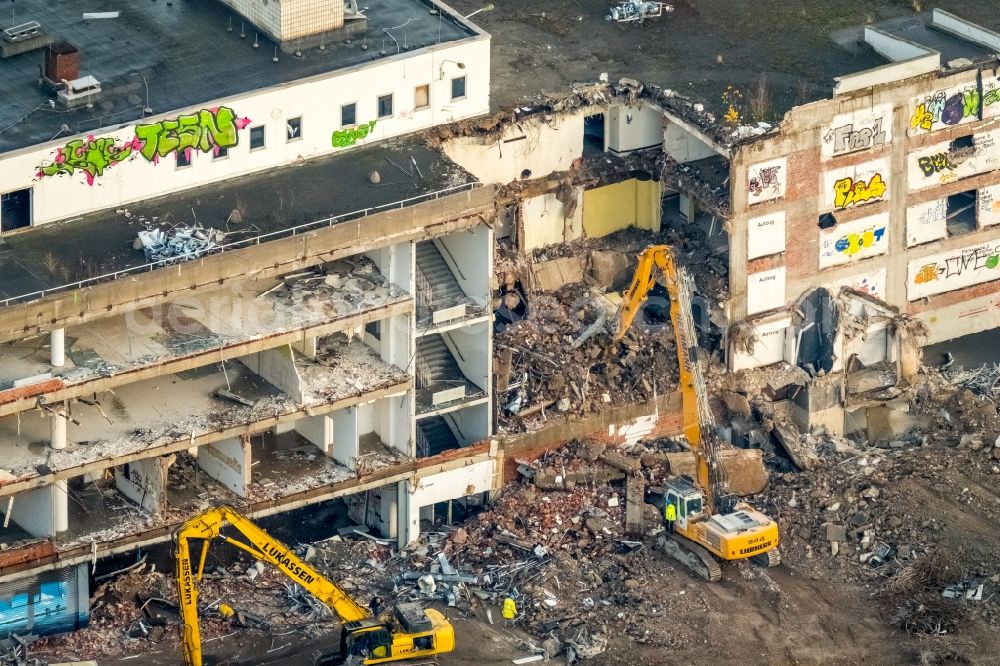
left=831, top=267, right=887, bottom=300
left=820, top=104, right=893, bottom=159
left=746, top=210, right=785, bottom=259
left=908, top=127, right=1000, bottom=189
left=0, top=35, right=491, bottom=226
left=908, top=81, right=981, bottom=135
left=818, top=212, right=889, bottom=268
left=985, top=73, right=1000, bottom=120
left=822, top=158, right=890, bottom=210
left=908, top=240, right=1000, bottom=300
left=746, top=157, right=786, bottom=205
left=906, top=197, right=947, bottom=246
left=980, top=184, right=1000, bottom=228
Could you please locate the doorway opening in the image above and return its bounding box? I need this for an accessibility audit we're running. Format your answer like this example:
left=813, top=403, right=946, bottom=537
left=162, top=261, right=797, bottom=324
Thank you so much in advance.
left=1, top=188, right=31, bottom=233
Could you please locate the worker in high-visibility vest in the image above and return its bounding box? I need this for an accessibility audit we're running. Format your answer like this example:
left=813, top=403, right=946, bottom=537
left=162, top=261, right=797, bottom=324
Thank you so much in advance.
left=664, top=500, right=677, bottom=534
left=501, top=597, right=517, bottom=626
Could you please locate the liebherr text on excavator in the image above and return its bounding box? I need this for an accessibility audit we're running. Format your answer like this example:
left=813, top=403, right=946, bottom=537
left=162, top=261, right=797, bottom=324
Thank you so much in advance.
left=615, top=245, right=780, bottom=581
left=174, top=506, right=455, bottom=665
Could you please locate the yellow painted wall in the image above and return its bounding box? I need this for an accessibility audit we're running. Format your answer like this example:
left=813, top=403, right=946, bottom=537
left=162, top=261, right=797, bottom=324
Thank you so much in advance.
left=582, top=178, right=662, bottom=238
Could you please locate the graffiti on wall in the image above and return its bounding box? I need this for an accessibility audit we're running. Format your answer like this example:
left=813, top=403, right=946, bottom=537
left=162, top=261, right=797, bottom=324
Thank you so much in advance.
left=908, top=241, right=1000, bottom=300
left=833, top=174, right=887, bottom=209
left=985, top=75, right=1000, bottom=120
left=831, top=267, right=887, bottom=300
left=746, top=157, right=786, bottom=205
left=906, top=198, right=947, bottom=247
left=36, top=135, right=142, bottom=186
left=908, top=84, right=980, bottom=134
left=980, top=184, right=1000, bottom=228
left=819, top=213, right=889, bottom=268
left=821, top=104, right=892, bottom=158
left=909, top=128, right=1000, bottom=190
left=824, top=158, right=889, bottom=210
left=36, top=106, right=252, bottom=185
left=331, top=120, right=376, bottom=148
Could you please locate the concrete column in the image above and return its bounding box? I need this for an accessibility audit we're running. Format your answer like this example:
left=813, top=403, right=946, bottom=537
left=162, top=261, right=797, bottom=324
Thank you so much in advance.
left=396, top=479, right=420, bottom=549
left=52, top=480, right=69, bottom=533
left=50, top=410, right=67, bottom=450
left=50, top=328, right=65, bottom=367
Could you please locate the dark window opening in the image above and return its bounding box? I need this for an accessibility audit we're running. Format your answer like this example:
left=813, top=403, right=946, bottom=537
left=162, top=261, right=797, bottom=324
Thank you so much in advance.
left=213, top=145, right=228, bottom=160
left=818, top=213, right=837, bottom=230
left=950, top=134, right=975, bottom=153
left=365, top=320, right=381, bottom=340
left=377, top=94, right=393, bottom=119
left=0, top=188, right=31, bottom=233
left=249, top=125, right=265, bottom=150
left=946, top=190, right=977, bottom=236
left=341, top=103, right=357, bottom=127
left=583, top=113, right=605, bottom=156
left=286, top=116, right=302, bottom=141
left=176, top=150, right=192, bottom=168
left=450, top=75, right=466, bottom=101
left=795, top=288, right=837, bottom=376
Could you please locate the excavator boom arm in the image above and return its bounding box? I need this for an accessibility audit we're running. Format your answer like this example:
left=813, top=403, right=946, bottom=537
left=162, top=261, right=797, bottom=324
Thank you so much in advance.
left=614, top=246, right=714, bottom=503
left=175, top=505, right=370, bottom=666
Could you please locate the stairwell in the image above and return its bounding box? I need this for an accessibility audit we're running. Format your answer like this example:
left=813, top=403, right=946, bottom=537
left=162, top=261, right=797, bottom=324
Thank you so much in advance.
left=415, top=333, right=465, bottom=389
left=415, top=240, right=467, bottom=314
left=417, top=416, right=460, bottom=456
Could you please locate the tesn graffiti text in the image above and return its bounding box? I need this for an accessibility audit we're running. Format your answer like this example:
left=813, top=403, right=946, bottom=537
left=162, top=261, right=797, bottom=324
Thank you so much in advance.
left=918, top=152, right=958, bottom=178
left=833, top=174, right=887, bottom=209
left=833, top=225, right=886, bottom=256
left=36, top=135, right=142, bottom=186
left=135, top=106, right=251, bottom=163
left=824, top=118, right=886, bottom=155
left=332, top=120, right=377, bottom=148
left=909, top=89, right=980, bottom=132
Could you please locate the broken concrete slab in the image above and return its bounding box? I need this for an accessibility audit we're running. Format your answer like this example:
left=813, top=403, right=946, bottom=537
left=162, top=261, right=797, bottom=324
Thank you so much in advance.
left=588, top=249, right=630, bottom=290
left=600, top=450, right=642, bottom=473
left=664, top=448, right=769, bottom=495
left=528, top=256, right=586, bottom=292
left=720, top=391, right=752, bottom=418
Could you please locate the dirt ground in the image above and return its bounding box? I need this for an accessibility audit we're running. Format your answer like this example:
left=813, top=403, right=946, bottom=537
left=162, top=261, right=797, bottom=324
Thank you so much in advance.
left=445, top=0, right=1000, bottom=115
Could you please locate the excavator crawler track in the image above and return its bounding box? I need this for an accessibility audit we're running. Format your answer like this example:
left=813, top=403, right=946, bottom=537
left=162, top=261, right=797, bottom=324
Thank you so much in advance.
left=750, top=548, right=781, bottom=568
left=662, top=534, right=722, bottom=582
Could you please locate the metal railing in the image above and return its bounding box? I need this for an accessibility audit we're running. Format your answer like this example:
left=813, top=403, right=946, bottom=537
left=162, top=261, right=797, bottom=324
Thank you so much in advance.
left=0, top=181, right=482, bottom=309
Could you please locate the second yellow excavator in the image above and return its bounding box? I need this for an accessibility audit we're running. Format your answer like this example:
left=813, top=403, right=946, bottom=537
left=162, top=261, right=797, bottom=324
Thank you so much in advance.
left=615, top=245, right=780, bottom=581
left=174, top=506, right=455, bottom=665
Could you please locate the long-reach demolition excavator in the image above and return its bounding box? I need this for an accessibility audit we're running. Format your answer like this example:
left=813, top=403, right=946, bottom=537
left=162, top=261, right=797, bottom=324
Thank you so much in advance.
left=175, top=506, right=455, bottom=665
left=615, top=245, right=780, bottom=581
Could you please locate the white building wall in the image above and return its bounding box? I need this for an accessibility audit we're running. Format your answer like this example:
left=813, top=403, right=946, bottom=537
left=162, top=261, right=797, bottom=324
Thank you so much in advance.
left=1, top=37, right=490, bottom=226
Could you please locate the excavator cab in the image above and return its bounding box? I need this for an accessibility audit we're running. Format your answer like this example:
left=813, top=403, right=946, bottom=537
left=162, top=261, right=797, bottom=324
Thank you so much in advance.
left=664, top=476, right=704, bottom=531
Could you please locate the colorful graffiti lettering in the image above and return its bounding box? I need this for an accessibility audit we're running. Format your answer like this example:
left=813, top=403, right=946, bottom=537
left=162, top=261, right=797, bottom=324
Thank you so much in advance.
left=36, top=135, right=142, bottom=186
left=833, top=174, right=886, bottom=209
left=332, top=120, right=377, bottom=148
left=833, top=226, right=886, bottom=256
left=985, top=81, right=1000, bottom=118
left=748, top=165, right=781, bottom=197
left=135, top=107, right=251, bottom=163
left=914, top=246, right=1000, bottom=285
left=917, top=152, right=957, bottom=177
left=909, top=88, right=980, bottom=133
left=823, top=118, right=886, bottom=155
left=36, top=106, right=252, bottom=185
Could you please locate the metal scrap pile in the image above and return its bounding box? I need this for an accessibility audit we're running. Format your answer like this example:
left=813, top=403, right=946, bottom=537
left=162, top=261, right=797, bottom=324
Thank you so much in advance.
left=136, top=226, right=226, bottom=264
left=496, top=283, right=677, bottom=430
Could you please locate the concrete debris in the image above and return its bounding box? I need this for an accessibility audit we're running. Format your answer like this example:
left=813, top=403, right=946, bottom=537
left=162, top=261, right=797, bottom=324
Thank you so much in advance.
left=605, top=0, right=673, bottom=23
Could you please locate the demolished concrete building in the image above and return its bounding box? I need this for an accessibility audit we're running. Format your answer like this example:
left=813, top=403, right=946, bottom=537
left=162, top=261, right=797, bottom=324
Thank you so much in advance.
left=0, top=0, right=998, bottom=647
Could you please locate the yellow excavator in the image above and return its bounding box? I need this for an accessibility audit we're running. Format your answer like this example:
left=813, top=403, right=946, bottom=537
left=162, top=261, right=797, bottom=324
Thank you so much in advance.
left=615, top=245, right=780, bottom=581
left=175, top=506, right=455, bottom=665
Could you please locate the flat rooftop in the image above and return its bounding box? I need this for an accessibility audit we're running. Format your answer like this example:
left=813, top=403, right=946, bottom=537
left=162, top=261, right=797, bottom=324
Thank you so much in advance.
left=0, top=138, right=475, bottom=305
left=833, top=12, right=1000, bottom=65
left=459, top=0, right=1000, bottom=113
left=0, top=0, right=478, bottom=153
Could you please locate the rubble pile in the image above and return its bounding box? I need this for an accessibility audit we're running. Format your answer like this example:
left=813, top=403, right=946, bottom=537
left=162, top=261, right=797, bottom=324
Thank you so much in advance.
left=267, top=255, right=403, bottom=318
left=135, top=226, right=228, bottom=264
left=496, top=283, right=677, bottom=430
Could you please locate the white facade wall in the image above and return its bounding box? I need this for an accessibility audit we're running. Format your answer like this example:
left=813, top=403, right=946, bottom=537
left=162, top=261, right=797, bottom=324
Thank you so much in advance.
left=1, top=37, right=490, bottom=226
